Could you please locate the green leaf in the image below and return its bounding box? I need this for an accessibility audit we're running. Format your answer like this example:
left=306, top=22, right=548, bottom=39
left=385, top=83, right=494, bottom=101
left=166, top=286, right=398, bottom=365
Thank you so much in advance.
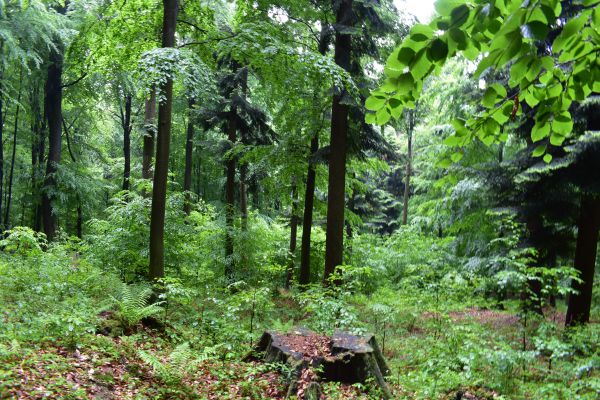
left=450, top=151, right=463, bottom=162
left=410, top=24, right=434, bottom=41
left=434, top=0, right=465, bottom=16
left=437, top=157, right=452, bottom=168
left=397, top=73, right=415, bottom=92
left=365, top=112, right=377, bottom=124
left=533, top=144, right=546, bottom=157
left=410, top=49, right=433, bottom=80
left=444, top=135, right=461, bottom=146
left=543, top=153, right=553, bottom=163
left=553, top=11, right=590, bottom=54
left=531, top=122, right=550, bottom=142
left=552, top=111, right=573, bottom=135
left=450, top=4, right=470, bottom=27
left=376, top=107, right=391, bottom=125
left=427, top=38, right=449, bottom=62
left=550, top=132, right=566, bottom=146
left=448, top=28, right=467, bottom=50
left=365, top=95, right=386, bottom=111
left=396, top=46, right=416, bottom=67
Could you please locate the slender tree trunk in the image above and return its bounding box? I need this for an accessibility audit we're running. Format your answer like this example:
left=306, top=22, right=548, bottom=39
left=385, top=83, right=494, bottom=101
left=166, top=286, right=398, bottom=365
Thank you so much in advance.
left=62, top=115, right=83, bottom=239
left=41, top=36, right=64, bottom=242
left=402, top=112, right=413, bottom=225
left=121, top=94, right=133, bottom=192
left=149, top=0, right=178, bottom=281
left=299, top=134, right=319, bottom=285
left=0, top=75, right=5, bottom=230
left=286, top=181, right=299, bottom=288
left=566, top=194, right=600, bottom=326
left=224, top=107, right=237, bottom=281
left=524, top=214, right=544, bottom=315
left=239, top=68, right=249, bottom=231
left=324, top=0, right=353, bottom=284
left=142, top=89, right=157, bottom=187
left=240, top=162, right=248, bottom=230
left=4, top=69, right=23, bottom=230
left=183, top=97, right=195, bottom=215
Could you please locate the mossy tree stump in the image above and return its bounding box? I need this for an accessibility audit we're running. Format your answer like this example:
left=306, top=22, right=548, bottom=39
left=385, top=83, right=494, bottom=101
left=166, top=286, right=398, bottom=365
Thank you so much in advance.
left=248, top=328, right=392, bottom=399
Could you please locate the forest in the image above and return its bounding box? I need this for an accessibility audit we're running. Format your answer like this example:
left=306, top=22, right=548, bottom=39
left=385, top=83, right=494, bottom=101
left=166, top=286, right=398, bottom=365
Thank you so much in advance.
left=0, top=0, right=599, bottom=398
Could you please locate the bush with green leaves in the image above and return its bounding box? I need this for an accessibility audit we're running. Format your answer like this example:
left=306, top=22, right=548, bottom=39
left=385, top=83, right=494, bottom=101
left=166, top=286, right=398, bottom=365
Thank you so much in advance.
left=0, top=228, right=118, bottom=346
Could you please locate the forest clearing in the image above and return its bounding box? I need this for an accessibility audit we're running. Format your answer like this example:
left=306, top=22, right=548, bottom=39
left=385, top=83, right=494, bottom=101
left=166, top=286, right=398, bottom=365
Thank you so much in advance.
left=0, top=0, right=599, bottom=399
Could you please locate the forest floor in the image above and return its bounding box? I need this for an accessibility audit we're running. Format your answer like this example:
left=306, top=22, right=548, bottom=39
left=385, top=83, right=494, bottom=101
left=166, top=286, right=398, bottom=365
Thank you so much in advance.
left=2, top=298, right=594, bottom=400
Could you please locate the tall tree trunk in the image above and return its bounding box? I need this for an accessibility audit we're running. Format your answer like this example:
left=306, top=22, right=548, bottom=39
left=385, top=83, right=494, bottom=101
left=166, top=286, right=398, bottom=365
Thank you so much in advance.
left=240, top=162, right=248, bottom=230
left=299, top=133, right=319, bottom=285
left=149, top=0, right=178, bottom=281
left=31, top=90, right=44, bottom=232
left=0, top=74, right=5, bottom=230
left=4, top=69, right=23, bottom=230
left=286, top=180, right=299, bottom=288
left=566, top=194, right=600, bottom=326
left=224, top=106, right=237, bottom=281
left=41, top=36, right=64, bottom=242
left=142, top=89, right=157, bottom=187
left=402, top=111, right=414, bottom=225
left=62, top=114, right=83, bottom=239
left=239, top=67, right=249, bottom=231
left=183, top=97, right=195, bottom=215
left=324, top=0, right=353, bottom=284
left=121, top=93, right=133, bottom=192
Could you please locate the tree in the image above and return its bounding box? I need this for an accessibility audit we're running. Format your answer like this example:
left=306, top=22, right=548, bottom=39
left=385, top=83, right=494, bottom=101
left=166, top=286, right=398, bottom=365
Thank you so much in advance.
left=149, top=0, right=178, bottom=281
left=183, top=97, right=195, bottom=215
left=323, top=0, right=354, bottom=283
left=41, top=3, right=67, bottom=241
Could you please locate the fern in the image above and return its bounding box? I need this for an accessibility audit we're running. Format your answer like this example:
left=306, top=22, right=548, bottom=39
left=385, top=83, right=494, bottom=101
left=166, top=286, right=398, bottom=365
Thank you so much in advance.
left=138, top=342, right=214, bottom=385
left=111, top=283, right=164, bottom=330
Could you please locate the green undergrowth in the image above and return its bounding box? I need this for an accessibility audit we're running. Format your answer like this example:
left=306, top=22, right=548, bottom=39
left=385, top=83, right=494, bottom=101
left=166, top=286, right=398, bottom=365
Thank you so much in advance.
left=0, top=226, right=598, bottom=399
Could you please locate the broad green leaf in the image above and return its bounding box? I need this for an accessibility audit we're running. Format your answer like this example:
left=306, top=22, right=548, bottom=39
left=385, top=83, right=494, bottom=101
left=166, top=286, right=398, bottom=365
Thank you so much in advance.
left=450, top=4, right=470, bottom=27
left=376, top=107, right=391, bottom=125
left=552, top=111, right=573, bottom=135
left=553, top=11, right=590, bottom=54
left=550, top=131, right=566, bottom=146
left=427, top=38, right=449, bottom=62
left=434, top=0, right=465, bottom=17
left=365, top=96, right=386, bottom=111
left=532, top=144, right=546, bottom=157
left=531, top=122, right=550, bottom=142
left=410, top=24, right=434, bottom=41
left=543, top=153, right=553, bottom=163
left=450, top=151, right=463, bottom=162
left=365, top=112, right=377, bottom=124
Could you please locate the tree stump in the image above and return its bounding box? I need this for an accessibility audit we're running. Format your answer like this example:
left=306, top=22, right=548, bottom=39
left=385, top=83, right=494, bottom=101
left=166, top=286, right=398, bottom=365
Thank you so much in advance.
left=247, top=328, right=392, bottom=399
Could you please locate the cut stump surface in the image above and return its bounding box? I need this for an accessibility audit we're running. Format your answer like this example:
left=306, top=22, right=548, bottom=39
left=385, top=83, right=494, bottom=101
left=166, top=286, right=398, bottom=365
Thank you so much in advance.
left=247, top=328, right=392, bottom=399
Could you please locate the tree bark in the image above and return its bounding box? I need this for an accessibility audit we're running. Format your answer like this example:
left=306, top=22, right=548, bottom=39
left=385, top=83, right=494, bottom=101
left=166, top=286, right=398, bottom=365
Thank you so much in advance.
left=30, top=84, right=45, bottom=232
left=324, top=0, right=353, bottom=284
left=402, top=111, right=414, bottom=225
left=4, top=69, right=23, bottom=230
left=286, top=181, right=299, bottom=288
left=240, top=162, right=248, bottom=230
left=183, top=97, right=195, bottom=215
left=149, top=0, right=178, bottom=281
left=299, top=134, right=319, bottom=285
left=566, top=194, right=600, bottom=326
left=142, top=89, right=157, bottom=186
left=41, top=35, right=64, bottom=242
left=0, top=74, right=5, bottom=230
left=62, top=115, right=83, bottom=239
left=121, top=93, right=133, bottom=192
left=225, top=106, right=237, bottom=281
